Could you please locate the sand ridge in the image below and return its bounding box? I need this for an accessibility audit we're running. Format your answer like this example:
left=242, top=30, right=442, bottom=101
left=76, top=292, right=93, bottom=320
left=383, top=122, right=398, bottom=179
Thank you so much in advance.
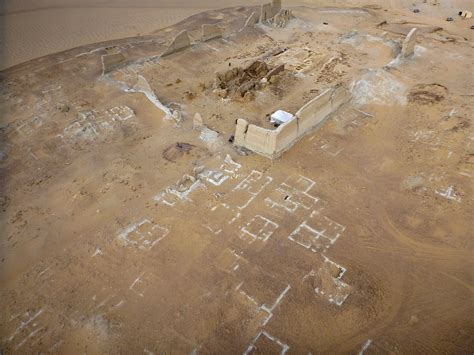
left=1, top=0, right=472, bottom=70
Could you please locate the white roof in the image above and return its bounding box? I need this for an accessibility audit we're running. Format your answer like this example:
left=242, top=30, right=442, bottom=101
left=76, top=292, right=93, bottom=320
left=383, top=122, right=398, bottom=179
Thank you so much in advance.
left=270, top=110, right=294, bottom=125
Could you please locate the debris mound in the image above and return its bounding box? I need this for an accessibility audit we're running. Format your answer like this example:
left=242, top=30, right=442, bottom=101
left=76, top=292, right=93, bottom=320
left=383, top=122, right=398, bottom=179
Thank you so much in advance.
left=213, top=60, right=285, bottom=99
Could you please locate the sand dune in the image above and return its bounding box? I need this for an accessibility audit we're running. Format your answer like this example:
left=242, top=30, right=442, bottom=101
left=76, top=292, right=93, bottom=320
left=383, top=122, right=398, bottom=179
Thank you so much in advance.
left=0, top=0, right=261, bottom=70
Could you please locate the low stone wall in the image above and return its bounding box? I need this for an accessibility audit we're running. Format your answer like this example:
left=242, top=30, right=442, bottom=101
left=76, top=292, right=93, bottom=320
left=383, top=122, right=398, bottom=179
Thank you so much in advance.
left=161, top=30, right=191, bottom=57
left=234, top=86, right=350, bottom=158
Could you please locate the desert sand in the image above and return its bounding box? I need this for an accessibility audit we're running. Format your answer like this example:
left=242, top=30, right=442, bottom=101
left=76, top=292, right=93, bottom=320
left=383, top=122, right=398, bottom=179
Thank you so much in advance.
left=1, top=0, right=471, bottom=70
left=0, top=0, right=473, bottom=353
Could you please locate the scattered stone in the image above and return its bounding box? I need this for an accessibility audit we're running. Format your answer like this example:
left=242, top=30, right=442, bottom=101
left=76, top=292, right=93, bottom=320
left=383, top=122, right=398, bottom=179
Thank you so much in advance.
left=413, top=8, right=420, bottom=13
left=193, top=113, right=203, bottom=130
left=446, top=17, right=454, bottom=22
left=471, top=25, right=474, bottom=30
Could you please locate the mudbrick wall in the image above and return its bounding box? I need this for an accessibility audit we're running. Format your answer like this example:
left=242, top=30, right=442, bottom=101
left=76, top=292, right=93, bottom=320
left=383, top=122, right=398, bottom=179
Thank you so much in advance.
left=234, top=86, right=351, bottom=158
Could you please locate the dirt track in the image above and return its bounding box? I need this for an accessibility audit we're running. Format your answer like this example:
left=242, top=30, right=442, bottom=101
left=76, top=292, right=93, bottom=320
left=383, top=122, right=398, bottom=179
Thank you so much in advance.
left=0, top=2, right=473, bottom=354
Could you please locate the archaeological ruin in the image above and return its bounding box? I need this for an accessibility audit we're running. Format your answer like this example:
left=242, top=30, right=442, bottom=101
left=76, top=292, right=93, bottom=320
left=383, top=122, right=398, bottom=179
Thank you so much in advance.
left=1, top=0, right=472, bottom=353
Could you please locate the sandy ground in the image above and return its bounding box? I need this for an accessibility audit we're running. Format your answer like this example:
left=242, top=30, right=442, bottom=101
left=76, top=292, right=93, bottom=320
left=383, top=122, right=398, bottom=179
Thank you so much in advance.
left=0, top=0, right=472, bottom=69
left=0, top=0, right=473, bottom=354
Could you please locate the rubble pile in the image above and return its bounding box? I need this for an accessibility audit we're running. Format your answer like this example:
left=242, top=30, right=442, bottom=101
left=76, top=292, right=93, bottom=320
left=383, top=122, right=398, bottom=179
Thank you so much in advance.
left=213, top=60, right=285, bottom=100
